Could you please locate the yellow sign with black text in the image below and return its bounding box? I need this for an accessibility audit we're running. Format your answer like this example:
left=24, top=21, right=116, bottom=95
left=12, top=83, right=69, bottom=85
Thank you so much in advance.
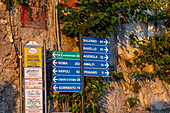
left=24, top=47, right=42, bottom=68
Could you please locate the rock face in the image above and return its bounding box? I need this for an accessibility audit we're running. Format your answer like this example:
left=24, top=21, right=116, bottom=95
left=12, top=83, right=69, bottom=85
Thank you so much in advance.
left=103, top=22, right=170, bottom=112
left=0, top=1, right=169, bottom=113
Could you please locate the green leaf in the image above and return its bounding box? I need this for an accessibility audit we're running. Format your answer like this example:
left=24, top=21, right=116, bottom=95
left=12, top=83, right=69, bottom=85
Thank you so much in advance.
left=67, top=107, right=72, bottom=111
left=95, top=18, right=100, bottom=24
left=105, top=83, right=109, bottom=88
left=86, top=103, right=90, bottom=109
left=102, top=88, right=106, bottom=92
left=99, top=14, right=105, bottom=19
left=70, top=28, right=74, bottom=32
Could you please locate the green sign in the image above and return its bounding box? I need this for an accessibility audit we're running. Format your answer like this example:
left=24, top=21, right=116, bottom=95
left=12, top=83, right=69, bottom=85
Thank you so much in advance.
left=52, top=51, right=80, bottom=59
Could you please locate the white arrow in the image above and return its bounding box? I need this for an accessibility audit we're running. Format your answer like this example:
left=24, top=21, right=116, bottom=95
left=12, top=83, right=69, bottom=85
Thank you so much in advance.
left=104, top=55, right=109, bottom=60
left=104, top=39, right=108, bottom=45
left=105, top=70, right=109, bottom=76
left=53, top=68, right=57, bottom=74
left=53, top=60, right=57, bottom=66
left=52, top=52, right=57, bottom=57
left=105, top=62, right=109, bottom=68
left=53, top=76, right=58, bottom=83
left=53, top=85, right=58, bottom=91
left=104, top=47, right=108, bottom=53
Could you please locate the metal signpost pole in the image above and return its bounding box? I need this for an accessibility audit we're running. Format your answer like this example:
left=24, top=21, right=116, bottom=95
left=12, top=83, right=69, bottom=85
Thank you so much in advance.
left=19, top=38, right=23, bottom=113
left=56, top=0, right=61, bottom=51
left=79, top=34, right=85, bottom=113
left=43, top=39, right=47, bottom=113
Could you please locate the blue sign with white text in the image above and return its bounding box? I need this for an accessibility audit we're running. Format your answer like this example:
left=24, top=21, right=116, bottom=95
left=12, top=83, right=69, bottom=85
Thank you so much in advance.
left=83, top=36, right=109, bottom=46
left=83, top=36, right=110, bottom=77
left=83, top=45, right=109, bottom=54
left=52, top=50, right=81, bottom=92
left=52, top=59, right=109, bottom=69
left=84, top=68, right=110, bottom=77
left=84, top=61, right=109, bottom=68
left=52, top=59, right=80, bottom=67
left=53, top=84, right=81, bottom=92
left=52, top=67, right=80, bottom=75
left=53, top=76, right=81, bottom=83
left=83, top=53, right=109, bottom=61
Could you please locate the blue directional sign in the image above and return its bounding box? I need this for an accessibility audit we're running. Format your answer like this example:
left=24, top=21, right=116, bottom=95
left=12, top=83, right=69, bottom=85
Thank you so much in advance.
left=53, top=76, right=81, bottom=84
left=83, top=36, right=110, bottom=77
left=53, top=84, right=81, bottom=92
left=53, top=67, right=80, bottom=76
left=52, top=59, right=109, bottom=69
left=52, top=59, right=80, bottom=67
left=52, top=51, right=81, bottom=92
left=83, top=36, right=109, bottom=46
left=83, top=45, right=109, bottom=54
left=83, top=53, right=109, bottom=61
left=84, top=68, right=110, bottom=77
left=84, top=61, right=109, bottom=68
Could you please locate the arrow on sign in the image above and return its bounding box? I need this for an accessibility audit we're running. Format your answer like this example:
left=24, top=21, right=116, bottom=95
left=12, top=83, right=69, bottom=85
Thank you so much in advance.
left=105, top=62, right=109, bottom=68
left=104, top=47, right=108, bottom=53
left=104, top=39, right=108, bottom=45
left=53, top=68, right=57, bottom=74
left=53, top=76, right=58, bottom=83
left=52, top=52, right=57, bottom=57
left=104, top=55, right=109, bottom=60
left=53, top=60, right=57, bottom=66
left=53, top=85, right=58, bottom=91
left=105, top=70, right=109, bottom=76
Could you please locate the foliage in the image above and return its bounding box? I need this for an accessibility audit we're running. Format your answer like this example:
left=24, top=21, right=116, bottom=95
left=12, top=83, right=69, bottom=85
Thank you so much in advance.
left=110, top=70, right=124, bottom=80
left=129, top=32, right=170, bottom=82
left=48, top=77, right=109, bottom=112
left=127, top=97, right=138, bottom=108
left=57, top=0, right=166, bottom=38
left=132, top=82, right=141, bottom=93
left=1, top=0, right=42, bottom=10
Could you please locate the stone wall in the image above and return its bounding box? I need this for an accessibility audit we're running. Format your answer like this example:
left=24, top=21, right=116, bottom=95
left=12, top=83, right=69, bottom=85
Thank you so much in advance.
left=103, top=21, right=170, bottom=112
left=0, top=1, right=169, bottom=113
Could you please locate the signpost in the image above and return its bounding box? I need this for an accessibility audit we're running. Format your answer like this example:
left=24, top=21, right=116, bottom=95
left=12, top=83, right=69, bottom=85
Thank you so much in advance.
left=24, top=41, right=43, bottom=113
left=83, top=36, right=110, bottom=77
left=52, top=51, right=81, bottom=92
left=52, top=36, right=110, bottom=113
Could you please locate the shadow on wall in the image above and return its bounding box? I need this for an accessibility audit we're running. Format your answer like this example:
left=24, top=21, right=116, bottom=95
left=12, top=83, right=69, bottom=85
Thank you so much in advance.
left=0, top=82, right=19, bottom=113
left=150, top=101, right=170, bottom=113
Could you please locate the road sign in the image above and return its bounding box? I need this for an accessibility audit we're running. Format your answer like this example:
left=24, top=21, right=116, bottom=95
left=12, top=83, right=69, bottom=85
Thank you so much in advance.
left=83, top=37, right=110, bottom=77
left=52, top=59, right=80, bottom=67
left=52, top=51, right=80, bottom=59
left=84, top=61, right=109, bottom=68
left=53, top=76, right=81, bottom=84
left=53, top=84, right=81, bottom=92
left=52, top=59, right=109, bottom=69
left=83, top=53, right=109, bottom=61
left=52, top=67, right=80, bottom=75
left=83, top=45, right=109, bottom=54
left=83, top=36, right=109, bottom=45
left=84, top=68, right=110, bottom=77
left=52, top=51, right=81, bottom=92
